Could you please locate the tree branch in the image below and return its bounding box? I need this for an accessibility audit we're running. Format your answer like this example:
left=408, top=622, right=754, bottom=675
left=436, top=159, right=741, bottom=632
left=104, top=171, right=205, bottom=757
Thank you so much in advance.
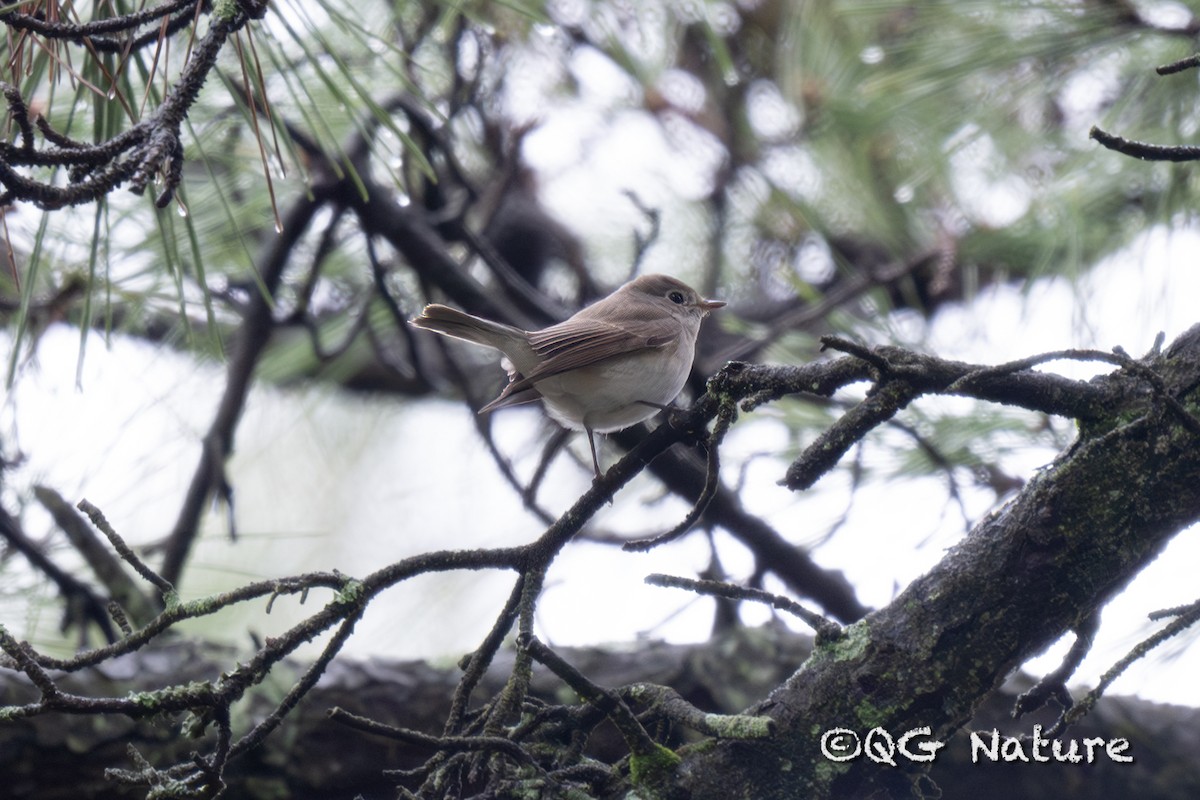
left=672, top=324, right=1200, bottom=799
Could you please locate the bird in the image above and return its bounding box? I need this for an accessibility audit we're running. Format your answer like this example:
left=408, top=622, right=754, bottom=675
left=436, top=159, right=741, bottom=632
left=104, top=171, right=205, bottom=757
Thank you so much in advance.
left=409, top=273, right=725, bottom=477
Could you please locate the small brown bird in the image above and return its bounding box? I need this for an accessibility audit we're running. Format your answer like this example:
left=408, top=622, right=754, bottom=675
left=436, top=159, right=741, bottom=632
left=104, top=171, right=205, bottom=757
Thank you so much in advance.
left=409, top=274, right=725, bottom=476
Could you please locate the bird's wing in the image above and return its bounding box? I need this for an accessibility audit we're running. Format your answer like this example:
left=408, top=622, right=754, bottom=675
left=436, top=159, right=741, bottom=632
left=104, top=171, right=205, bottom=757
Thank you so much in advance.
left=479, top=318, right=671, bottom=412
left=526, top=318, right=672, bottom=380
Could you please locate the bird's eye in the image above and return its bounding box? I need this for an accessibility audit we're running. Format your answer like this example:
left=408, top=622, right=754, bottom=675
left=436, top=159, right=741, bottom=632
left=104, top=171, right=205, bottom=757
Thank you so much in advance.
left=668, top=291, right=686, bottom=305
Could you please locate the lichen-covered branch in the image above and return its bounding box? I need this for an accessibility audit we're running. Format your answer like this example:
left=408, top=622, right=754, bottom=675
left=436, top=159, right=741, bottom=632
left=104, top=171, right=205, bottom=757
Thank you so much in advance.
left=0, top=1, right=268, bottom=210
left=671, top=325, right=1200, bottom=799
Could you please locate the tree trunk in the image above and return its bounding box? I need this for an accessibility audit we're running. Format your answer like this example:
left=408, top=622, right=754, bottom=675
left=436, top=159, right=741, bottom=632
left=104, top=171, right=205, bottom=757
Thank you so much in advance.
left=671, top=325, right=1200, bottom=799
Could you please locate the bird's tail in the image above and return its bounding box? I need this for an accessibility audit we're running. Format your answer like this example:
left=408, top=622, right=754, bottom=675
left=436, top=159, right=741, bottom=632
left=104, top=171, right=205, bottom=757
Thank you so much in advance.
left=408, top=304, right=528, bottom=352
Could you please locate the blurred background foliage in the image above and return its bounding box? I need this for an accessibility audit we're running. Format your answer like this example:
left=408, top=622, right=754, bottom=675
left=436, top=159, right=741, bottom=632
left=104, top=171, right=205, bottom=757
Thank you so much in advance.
left=5, top=1, right=1196, bottom=348
left=1, top=0, right=1199, bottom=636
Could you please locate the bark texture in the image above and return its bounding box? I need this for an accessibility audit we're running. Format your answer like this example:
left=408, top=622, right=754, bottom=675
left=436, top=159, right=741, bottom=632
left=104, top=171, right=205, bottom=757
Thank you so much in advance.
left=2, top=631, right=1198, bottom=799
left=672, top=325, right=1200, bottom=799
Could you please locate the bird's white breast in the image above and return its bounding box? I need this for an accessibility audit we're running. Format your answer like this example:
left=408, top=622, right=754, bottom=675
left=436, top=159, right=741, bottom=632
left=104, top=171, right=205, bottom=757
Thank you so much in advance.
left=534, top=334, right=696, bottom=433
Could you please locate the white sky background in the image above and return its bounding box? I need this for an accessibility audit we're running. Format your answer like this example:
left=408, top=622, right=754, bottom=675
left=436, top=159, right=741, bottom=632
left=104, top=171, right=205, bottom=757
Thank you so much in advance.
left=4, top=11, right=1200, bottom=713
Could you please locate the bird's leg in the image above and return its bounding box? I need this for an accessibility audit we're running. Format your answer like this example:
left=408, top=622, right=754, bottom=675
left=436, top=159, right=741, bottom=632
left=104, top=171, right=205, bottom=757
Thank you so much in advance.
left=586, top=425, right=603, bottom=479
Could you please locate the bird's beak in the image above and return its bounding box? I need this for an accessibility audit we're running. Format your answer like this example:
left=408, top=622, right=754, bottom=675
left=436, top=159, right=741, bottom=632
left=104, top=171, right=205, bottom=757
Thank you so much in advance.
left=698, top=298, right=726, bottom=313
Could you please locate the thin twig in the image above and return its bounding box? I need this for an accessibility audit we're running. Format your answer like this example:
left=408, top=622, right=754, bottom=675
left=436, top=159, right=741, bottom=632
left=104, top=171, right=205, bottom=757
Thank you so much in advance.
left=623, top=400, right=736, bottom=552
left=1014, top=613, right=1098, bottom=719
left=621, top=683, right=775, bottom=739
left=622, top=190, right=661, bottom=275
left=645, top=573, right=843, bottom=643
left=0, top=626, right=61, bottom=699
left=1157, top=53, right=1200, bottom=75
left=522, top=635, right=661, bottom=759
left=819, top=335, right=889, bottom=369
left=329, top=707, right=533, bottom=763
left=1049, top=600, right=1200, bottom=736
left=445, top=575, right=526, bottom=735
left=77, top=499, right=175, bottom=598
left=949, top=346, right=1200, bottom=435
left=1090, top=125, right=1200, bottom=163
